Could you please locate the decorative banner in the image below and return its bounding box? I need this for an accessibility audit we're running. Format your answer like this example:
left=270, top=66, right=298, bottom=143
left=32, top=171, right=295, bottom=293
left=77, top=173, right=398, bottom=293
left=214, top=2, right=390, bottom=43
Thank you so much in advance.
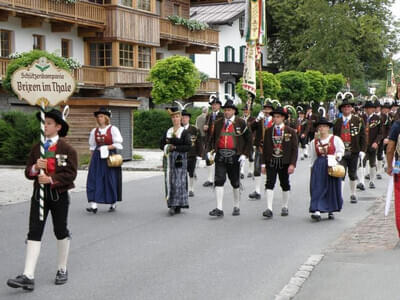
left=387, top=62, right=396, bottom=98
left=242, top=44, right=256, bottom=96
left=258, top=0, right=266, bottom=46
left=11, top=57, right=75, bottom=106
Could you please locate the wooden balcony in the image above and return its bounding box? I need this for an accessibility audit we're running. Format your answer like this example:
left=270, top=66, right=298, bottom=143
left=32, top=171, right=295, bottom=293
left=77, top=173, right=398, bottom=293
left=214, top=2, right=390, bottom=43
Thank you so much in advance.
left=0, top=57, right=8, bottom=79
left=74, top=66, right=106, bottom=87
left=160, top=18, right=218, bottom=52
left=0, top=0, right=106, bottom=28
left=197, top=78, right=219, bottom=94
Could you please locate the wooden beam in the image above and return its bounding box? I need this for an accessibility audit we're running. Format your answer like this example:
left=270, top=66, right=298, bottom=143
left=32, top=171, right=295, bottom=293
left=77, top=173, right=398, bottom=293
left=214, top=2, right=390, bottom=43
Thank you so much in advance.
left=21, top=16, right=43, bottom=28
left=67, top=98, right=141, bottom=108
left=78, top=27, right=97, bottom=38
left=168, top=43, right=188, bottom=51
left=186, top=46, right=212, bottom=54
left=51, top=22, right=73, bottom=32
left=124, top=87, right=152, bottom=98
left=160, top=39, right=172, bottom=47
left=0, top=10, right=10, bottom=22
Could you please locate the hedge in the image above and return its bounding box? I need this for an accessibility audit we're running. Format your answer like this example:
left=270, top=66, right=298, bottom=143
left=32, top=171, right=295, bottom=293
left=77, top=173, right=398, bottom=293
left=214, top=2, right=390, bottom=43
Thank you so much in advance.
left=133, top=107, right=203, bottom=148
left=0, top=111, right=39, bottom=165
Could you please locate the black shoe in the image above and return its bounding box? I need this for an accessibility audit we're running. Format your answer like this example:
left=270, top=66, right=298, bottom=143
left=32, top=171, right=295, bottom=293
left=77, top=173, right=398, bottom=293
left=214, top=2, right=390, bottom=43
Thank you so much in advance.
left=262, top=209, right=273, bottom=218
left=86, top=207, right=97, bottom=214
left=188, top=191, right=194, bottom=197
left=301, top=157, right=304, bottom=160
left=248, top=191, right=261, bottom=200
left=209, top=208, right=224, bottom=217
left=168, top=207, right=175, bottom=216
left=369, top=181, right=375, bottom=189
left=240, top=173, right=245, bottom=179
left=174, top=207, right=181, bottom=214
left=232, top=207, right=240, bottom=216
left=311, top=214, right=321, bottom=222
left=247, top=172, right=253, bottom=178
left=328, top=213, right=335, bottom=220
left=365, top=174, right=370, bottom=180
left=281, top=207, right=289, bottom=217
left=108, top=206, right=115, bottom=212
left=203, top=181, right=213, bottom=187
left=376, top=174, right=382, bottom=180
left=356, top=183, right=365, bottom=191
left=55, top=270, right=68, bottom=285
left=7, top=275, right=34, bottom=291
left=304, top=154, right=308, bottom=158
left=350, top=195, right=358, bottom=204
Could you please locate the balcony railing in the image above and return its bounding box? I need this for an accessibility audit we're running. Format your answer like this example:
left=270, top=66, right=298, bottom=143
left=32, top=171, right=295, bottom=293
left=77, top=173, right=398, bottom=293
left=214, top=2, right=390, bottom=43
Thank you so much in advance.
left=74, top=66, right=106, bottom=86
left=0, top=0, right=106, bottom=27
left=197, top=78, right=219, bottom=94
left=160, top=18, right=218, bottom=47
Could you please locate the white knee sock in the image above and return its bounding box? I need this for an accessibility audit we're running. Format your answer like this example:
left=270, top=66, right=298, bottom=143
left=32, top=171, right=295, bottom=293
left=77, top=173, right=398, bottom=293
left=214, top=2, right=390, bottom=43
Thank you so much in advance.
left=189, top=176, right=194, bottom=192
left=57, top=238, right=70, bottom=272
left=90, top=202, right=97, bottom=209
left=370, top=167, right=376, bottom=184
left=377, top=161, right=382, bottom=174
left=207, top=165, right=214, bottom=182
left=282, top=191, right=289, bottom=209
left=254, top=176, right=261, bottom=194
left=215, top=186, right=224, bottom=210
left=233, top=188, right=240, bottom=208
left=248, top=161, right=254, bottom=174
left=240, top=160, right=245, bottom=175
left=359, top=168, right=366, bottom=185
left=350, top=180, right=357, bottom=196
left=304, top=144, right=309, bottom=156
left=266, top=189, right=274, bottom=211
left=23, top=240, right=41, bottom=279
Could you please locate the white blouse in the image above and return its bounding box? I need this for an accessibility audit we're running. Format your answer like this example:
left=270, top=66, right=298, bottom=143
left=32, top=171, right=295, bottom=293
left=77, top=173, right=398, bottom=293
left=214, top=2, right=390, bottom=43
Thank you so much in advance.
left=309, top=134, right=345, bottom=165
left=89, top=125, right=123, bottom=151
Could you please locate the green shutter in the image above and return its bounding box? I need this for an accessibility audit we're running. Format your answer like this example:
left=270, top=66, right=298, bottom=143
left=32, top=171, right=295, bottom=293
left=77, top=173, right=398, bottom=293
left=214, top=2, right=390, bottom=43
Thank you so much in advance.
left=232, top=83, right=235, bottom=97
left=224, top=46, right=229, bottom=62
left=231, top=47, right=235, bottom=62
left=225, top=82, right=229, bottom=94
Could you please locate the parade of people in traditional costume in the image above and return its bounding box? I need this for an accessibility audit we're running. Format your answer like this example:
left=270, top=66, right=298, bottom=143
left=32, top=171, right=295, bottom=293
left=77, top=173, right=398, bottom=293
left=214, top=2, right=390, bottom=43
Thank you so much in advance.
left=296, top=109, right=309, bottom=160
left=357, top=100, right=382, bottom=190
left=240, top=104, right=256, bottom=179
left=261, top=106, right=298, bottom=218
left=309, top=118, right=345, bottom=221
left=248, top=99, right=274, bottom=200
left=160, top=107, right=191, bottom=215
left=304, top=105, right=320, bottom=157
left=7, top=109, right=78, bottom=291
left=207, top=99, right=252, bottom=217
left=181, top=109, right=203, bottom=197
left=333, top=97, right=366, bottom=204
left=203, top=95, right=224, bottom=187
left=86, top=107, right=123, bottom=214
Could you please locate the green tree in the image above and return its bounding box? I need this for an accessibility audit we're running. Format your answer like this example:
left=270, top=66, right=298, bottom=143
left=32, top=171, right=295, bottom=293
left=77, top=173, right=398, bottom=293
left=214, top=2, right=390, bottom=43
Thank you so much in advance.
left=236, top=71, right=281, bottom=104
left=350, top=78, right=369, bottom=96
left=304, top=70, right=327, bottom=103
left=267, top=0, right=400, bottom=80
left=325, top=73, right=346, bottom=100
left=276, top=71, right=310, bottom=105
left=148, top=55, right=201, bottom=104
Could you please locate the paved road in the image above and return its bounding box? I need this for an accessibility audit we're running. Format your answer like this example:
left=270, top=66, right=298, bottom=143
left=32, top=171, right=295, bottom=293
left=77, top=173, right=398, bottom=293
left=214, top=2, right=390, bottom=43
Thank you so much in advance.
left=0, top=159, right=387, bottom=300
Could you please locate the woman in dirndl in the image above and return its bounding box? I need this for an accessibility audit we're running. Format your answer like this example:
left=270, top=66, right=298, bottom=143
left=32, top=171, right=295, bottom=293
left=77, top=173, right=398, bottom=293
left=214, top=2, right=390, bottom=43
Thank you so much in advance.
left=86, top=107, right=123, bottom=213
left=160, top=107, right=191, bottom=215
left=309, top=118, right=345, bottom=221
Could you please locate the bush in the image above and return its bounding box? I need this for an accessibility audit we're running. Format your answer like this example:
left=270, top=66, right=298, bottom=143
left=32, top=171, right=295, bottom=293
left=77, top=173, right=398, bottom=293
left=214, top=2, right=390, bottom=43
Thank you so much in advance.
left=0, top=111, right=40, bottom=165
left=133, top=107, right=204, bottom=148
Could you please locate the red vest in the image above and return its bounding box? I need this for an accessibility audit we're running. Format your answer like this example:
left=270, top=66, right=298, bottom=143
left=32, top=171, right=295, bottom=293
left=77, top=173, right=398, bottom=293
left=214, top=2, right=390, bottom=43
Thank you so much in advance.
left=95, top=126, right=113, bottom=146
left=340, top=121, right=351, bottom=144
left=218, top=122, right=235, bottom=149
left=315, top=136, right=336, bottom=156
left=46, top=143, right=57, bottom=175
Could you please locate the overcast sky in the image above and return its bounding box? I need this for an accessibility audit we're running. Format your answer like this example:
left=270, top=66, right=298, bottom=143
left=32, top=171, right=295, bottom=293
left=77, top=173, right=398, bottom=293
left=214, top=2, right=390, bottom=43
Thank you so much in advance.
left=392, top=0, right=400, bottom=58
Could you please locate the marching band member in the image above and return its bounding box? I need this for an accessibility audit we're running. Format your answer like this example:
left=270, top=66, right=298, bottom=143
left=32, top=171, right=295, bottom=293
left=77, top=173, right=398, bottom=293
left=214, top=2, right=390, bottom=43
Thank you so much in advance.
left=240, top=105, right=255, bottom=178
left=261, top=106, right=298, bottom=218
left=207, top=100, right=252, bottom=217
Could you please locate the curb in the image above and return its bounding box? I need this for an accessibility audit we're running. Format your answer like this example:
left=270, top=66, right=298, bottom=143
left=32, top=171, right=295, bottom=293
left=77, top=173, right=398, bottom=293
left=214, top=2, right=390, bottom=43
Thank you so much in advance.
left=275, top=254, right=324, bottom=300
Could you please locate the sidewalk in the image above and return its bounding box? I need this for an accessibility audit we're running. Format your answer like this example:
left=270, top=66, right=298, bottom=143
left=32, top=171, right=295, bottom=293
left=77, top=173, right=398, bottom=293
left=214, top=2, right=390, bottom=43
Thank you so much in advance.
left=295, top=196, right=400, bottom=300
left=0, top=149, right=163, bottom=206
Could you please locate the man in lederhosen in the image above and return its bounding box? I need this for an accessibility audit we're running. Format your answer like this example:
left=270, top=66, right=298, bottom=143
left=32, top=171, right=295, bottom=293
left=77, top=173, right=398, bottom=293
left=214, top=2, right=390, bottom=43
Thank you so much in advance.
left=357, top=100, right=382, bottom=190
left=207, top=100, right=252, bottom=217
left=240, top=105, right=255, bottom=179
left=333, top=98, right=366, bottom=203
left=203, top=96, right=224, bottom=187
left=181, top=110, right=203, bottom=197
left=261, top=106, right=298, bottom=218
left=7, top=109, right=77, bottom=291
left=381, top=102, right=393, bottom=160
left=296, top=109, right=309, bottom=160
left=248, top=99, right=274, bottom=200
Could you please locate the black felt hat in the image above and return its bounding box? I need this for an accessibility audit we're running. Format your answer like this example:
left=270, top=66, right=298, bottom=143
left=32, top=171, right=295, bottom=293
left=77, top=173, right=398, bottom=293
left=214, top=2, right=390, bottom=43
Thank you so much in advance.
left=209, top=96, right=222, bottom=106
left=338, top=98, right=355, bottom=111
left=363, top=101, right=376, bottom=109
left=271, top=106, right=288, bottom=119
left=36, top=109, right=69, bottom=137
left=94, top=107, right=111, bottom=117
left=181, top=109, right=191, bottom=117
left=222, top=99, right=238, bottom=114
left=314, top=117, right=333, bottom=128
left=167, top=107, right=181, bottom=116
